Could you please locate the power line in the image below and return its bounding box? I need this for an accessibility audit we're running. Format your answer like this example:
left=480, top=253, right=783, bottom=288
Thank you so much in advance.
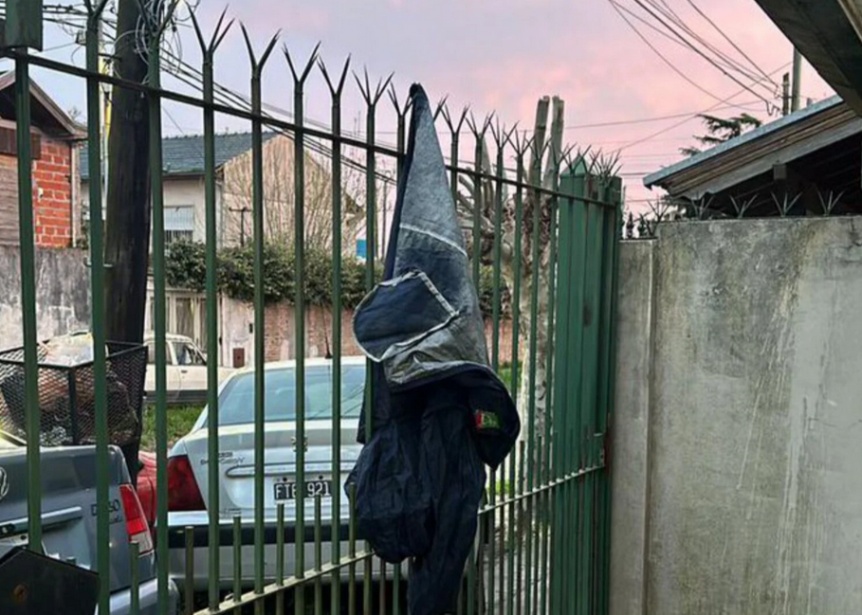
left=684, top=0, right=778, bottom=89
left=607, top=0, right=735, bottom=104
left=565, top=100, right=762, bottom=130
left=626, top=0, right=777, bottom=106
left=613, top=62, right=790, bottom=153
left=640, top=0, right=769, bottom=87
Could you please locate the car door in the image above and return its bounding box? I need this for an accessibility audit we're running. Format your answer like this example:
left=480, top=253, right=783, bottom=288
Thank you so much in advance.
left=172, top=339, right=207, bottom=401
left=145, top=339, right=181, bottom=402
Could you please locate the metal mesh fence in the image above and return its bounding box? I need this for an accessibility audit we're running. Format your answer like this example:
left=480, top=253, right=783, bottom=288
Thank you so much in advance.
left=0, top=342, right=146, bottom=472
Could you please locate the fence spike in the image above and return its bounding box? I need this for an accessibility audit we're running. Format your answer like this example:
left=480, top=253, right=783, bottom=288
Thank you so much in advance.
left=285, top=41, right=321, bottom=84
left=241, top=24, right=281, bottom=72
left=442, top=105, right=470, bottom=137
left=191, top=7, right=233, bottom=55
left=84, top=0, right=111, bottom=19
left=467, top=112, right=494, bottom=139
left=354, top=68, right=392, bottom=107
left=319, top=55, right=351, bottom=98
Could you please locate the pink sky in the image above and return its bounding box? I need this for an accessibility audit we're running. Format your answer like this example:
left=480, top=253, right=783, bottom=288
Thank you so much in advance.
left=26, top=0, right=835, bottom=212
left=199, top=0, right=832, bottom=210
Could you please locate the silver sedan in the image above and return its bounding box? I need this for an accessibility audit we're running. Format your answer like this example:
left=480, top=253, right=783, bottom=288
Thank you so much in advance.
left=164, top=357, right=367, bottom=593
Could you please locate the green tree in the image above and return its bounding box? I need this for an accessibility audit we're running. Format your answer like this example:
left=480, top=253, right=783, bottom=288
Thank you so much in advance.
left=680, top=113, right=762, bottom=157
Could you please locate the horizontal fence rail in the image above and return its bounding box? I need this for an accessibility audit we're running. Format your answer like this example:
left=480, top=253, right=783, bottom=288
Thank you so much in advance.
left=0, top=3, right=621, bottom=615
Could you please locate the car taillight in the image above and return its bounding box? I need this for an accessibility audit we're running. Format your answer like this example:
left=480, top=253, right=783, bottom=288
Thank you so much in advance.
left=119, top=484, right=154, bottom=555
left=167, top=455, right=206, bottom=511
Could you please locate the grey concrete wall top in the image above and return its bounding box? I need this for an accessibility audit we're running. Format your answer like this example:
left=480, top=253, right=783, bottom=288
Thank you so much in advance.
left=646, top=217, right=862, bottom=614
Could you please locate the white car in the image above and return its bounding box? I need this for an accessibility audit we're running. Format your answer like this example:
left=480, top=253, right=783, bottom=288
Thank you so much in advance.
left=142, top=333, right=235, bottom=405
left=164, top=356, right=366, bottom=592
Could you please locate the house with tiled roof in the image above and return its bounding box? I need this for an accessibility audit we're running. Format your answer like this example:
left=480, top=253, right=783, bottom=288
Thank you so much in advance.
left=79, top=131, right=363, bottom=248
left=79, top=131, right=364, bottom=352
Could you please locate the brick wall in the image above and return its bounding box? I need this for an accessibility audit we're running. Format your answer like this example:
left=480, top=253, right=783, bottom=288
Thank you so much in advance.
left=32, top=137, right=73, bottom=248
left=260, top=304, right=514, bottom=363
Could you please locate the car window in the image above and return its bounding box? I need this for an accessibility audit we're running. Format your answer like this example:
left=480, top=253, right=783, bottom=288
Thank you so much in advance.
left=213, top=364, right=365, bottom=427
left=173, top=342, right=205, bottom=366
left=146, top=342, right=169, bottom=365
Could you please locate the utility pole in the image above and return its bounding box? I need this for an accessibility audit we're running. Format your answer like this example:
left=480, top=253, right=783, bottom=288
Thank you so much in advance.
left=104, top=0, right=152, bottom=345
left=782, top=73, right=790, bottom=116
left=791, top=48, right=802, bottom=113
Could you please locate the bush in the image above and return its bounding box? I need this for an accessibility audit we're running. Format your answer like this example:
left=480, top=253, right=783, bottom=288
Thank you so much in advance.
left=165, top=241, right=382, bottom=309
left=165, top=241, right=513, bottom=317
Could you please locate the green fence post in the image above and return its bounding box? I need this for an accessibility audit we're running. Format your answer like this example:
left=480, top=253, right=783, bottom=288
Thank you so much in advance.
left=10, top=8, right=42, bottom=558
left=84, top=4, right=110, bottom=613
left=190, top=11, right=233, bottom=609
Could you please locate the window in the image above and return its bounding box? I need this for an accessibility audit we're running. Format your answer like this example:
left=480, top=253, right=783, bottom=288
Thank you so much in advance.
left=212, top=364, right=366, bottom=427
left=164, top=205, right=194, bottom=244
left=173, top=341, right=205, bottom=366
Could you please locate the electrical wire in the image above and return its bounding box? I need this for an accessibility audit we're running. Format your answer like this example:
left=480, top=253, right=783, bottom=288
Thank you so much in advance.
left=607, top=0, right=733, bottom=104
left=684, top=0, right=778, bottom=89
left=639, top=0, right=769, bottom=87
left=625, top=0, right=778, bottom=104
left=613, top=62, right=791, bottom=153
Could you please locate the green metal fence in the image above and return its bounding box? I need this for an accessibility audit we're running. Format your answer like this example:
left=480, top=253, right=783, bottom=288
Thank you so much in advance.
left=1, top=3, right=622, bottom=614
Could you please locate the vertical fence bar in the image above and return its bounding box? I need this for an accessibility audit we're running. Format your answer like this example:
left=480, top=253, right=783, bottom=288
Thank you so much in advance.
left=292, top=50, right=310, bottom=615
left=541, top=185, right=560, bottom=615
left=233, top=515, right=242, bottom=615
left=314, top=494, right=324, bottom=615
left=12, top=46, right=41, bottom=554
left=491, top=136, right=505, bottom=369
left=357, top=74, right=388, bottom=615
left=130, top=542, right=140, bottom=615
left=596, top=180, right=622, bottom=615
left=184, top=526, right=195, bottom=615
left=276, top=503, right=286, bottom=615
left=389, top=86, right=409, bottom=615
left=191, top=12, right=231, bottom=610
left=550, top=168, right=576, bottom=615
left=145, top=23, right=171, bottom=613
left=348, top=483, right=358, bottom=615
left=568, top=172, right=589, bottom=615
left=82, top=7, right=109, bottom=612
left=580, top=191, right=604, bottom=613
left=524, top=165, right=543, bottom=615
left=244, top=32, right=275, bottom=614
left=321, top=55, right=350, bottom=615
left=470, top=120, right=485, bottom=286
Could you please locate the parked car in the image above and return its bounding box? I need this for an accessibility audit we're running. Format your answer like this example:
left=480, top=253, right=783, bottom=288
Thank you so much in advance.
left=164, top=357, right=366, bottom=592
left=142, top=333, right=235, bottom=405
left=61, top=330, right=233, bottom=406
left=0, top=429, right=179, bottom=614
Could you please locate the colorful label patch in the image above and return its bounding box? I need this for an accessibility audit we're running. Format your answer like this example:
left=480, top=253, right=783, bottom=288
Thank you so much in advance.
left=474, top=409, right=501, bottom=431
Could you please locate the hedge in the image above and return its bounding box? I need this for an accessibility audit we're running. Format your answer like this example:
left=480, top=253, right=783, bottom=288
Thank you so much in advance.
left=165, top=239, right=509, bottom=316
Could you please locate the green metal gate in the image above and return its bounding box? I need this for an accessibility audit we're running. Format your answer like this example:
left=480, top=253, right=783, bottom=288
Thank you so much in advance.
left=1, top=3, right=622, bottom=614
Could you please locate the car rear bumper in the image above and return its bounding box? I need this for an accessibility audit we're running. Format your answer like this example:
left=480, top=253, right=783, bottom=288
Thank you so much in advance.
left=99, top=577, right=179, bottom=615
left=165, top=521, right=377, bottom=591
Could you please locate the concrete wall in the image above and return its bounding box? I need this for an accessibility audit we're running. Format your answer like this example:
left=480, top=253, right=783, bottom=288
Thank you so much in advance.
left=610, top=217, right=862, bottom=615
left=0, top=245, right=90, bottom=346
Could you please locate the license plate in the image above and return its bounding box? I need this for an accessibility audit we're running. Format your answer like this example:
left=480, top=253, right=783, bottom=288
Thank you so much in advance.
left=274, top=478, right=332, bottom=500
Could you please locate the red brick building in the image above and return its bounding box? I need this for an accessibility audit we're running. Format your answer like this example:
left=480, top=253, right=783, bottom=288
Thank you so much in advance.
left=0, top=72, right=83, bottom=248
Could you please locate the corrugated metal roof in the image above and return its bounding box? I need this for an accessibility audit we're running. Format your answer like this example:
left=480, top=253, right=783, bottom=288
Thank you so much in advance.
left=643, top=95, right=844, bottom=188
left=80, top=132, right=279, bottom=181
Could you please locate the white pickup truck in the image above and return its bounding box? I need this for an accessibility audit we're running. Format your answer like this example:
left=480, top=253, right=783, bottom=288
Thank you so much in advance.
left=142, top=333, right=235, bottom=405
